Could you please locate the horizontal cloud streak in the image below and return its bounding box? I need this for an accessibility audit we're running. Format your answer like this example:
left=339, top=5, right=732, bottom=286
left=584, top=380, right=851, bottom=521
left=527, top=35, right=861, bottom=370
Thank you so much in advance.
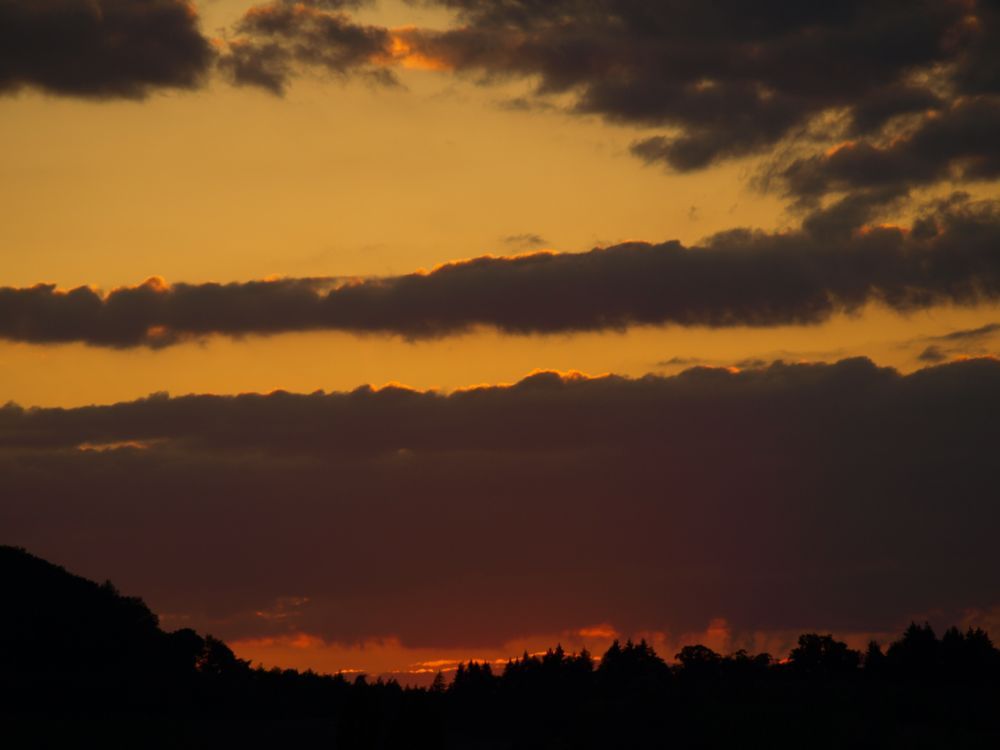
left=2, top=198, right=999, bottom=347
left=2, top=358, right=998, bottom=648
left=927, top=322, right=1000, bottom=343
left=910, top=320, right=1000, bottom=363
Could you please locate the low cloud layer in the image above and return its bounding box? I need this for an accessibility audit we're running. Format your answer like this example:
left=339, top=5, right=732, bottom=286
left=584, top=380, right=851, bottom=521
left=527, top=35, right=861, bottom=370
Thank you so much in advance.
left=2, top=197, right=998, bottom=347
left=3, top=357, right=998, bottom=648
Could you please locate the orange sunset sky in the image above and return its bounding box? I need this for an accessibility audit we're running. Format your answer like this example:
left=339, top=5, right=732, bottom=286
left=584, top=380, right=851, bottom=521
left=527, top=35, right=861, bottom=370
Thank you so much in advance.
left=2, top=0, right=999, bottom=681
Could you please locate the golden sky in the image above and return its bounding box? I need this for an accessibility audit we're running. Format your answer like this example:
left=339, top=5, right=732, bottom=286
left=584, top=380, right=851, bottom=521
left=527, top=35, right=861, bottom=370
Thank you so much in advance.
left=2, top=0, right=999, bottom=679
left=1, top=0, right=996, bottom=407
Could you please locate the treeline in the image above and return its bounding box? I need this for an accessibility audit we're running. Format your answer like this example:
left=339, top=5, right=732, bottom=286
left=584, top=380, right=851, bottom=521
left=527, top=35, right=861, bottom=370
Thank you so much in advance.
left=2, top=545, right=999, bottom=747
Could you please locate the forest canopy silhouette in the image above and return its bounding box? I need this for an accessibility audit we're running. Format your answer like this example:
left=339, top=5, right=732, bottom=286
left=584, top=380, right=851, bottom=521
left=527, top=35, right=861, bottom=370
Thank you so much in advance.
left=2, top=546, right=998, bottom=747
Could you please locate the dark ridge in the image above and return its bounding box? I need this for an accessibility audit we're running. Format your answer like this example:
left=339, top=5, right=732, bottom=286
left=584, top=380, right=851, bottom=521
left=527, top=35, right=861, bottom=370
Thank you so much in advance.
left=3, top=545, right=182, bottom=673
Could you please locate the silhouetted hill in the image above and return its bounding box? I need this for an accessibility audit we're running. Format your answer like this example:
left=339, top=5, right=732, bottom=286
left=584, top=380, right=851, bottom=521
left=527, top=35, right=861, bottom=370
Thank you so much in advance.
left=1, top=545, right=195, bottom=675
left=1, top=547, right=265, bottom=738
left=2, top=545, right=999, bottom=749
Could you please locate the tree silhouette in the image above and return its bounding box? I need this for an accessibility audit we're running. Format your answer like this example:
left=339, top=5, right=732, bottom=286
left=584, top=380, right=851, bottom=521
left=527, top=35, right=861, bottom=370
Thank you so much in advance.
left=887, top=622, right=939, bottom=677
left=429, top=671, right=447, bottom=693
left=2, top=545, right=999, bottom=748
left=788, top=634, right=861, bottom=678
left=863, top=640, right=887, bottom=674
left=676, top=643, right=723, bottom=680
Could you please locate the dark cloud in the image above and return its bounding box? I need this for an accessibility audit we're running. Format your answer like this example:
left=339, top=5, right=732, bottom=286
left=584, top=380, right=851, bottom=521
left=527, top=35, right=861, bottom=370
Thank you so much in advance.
left=7, top=0, right=998, bottom=211
left=2, top=357, right=997, bottom=647
left=909, top=321, right=1000, bottom=363
left=2, top=197, right=998, bottom=347
left=847, top=83, right=944, bottom=136
left=732, top=357, right=769, bottom=370
left=951, top=0, right=1000, bottom=97
left=0, top=0, right=400, bottom=100
left=659, top=346, right=850, bottom=371
left=0, top=0, right=216, bottom=98
left=218, top=0, right=395, bottom=94
left=402, top=0, right=982, bottom=170
left=220, top=39, right=292, bottom=96
left=659, top=352, right=845, bottom=370
left=930, top=322, right=1000, bottom=342
left=917, top=345, right=948, bottom=363
left=796, top=188, right=908, bottom=239
left=781, top=97, right=1000, bottom=203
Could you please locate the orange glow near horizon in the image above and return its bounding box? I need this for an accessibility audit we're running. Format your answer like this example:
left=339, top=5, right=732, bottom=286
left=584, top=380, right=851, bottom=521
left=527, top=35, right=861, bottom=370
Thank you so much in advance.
left=228, top=628, right=621, bottom=684
left=227, top=620, right=908, bottom=685
left=219, top=603, right=1000, bottom=683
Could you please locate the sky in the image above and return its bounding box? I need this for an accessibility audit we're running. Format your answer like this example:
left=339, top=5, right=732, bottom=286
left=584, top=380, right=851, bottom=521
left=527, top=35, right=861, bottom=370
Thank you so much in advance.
left=1, top=0, right=999, bottom=681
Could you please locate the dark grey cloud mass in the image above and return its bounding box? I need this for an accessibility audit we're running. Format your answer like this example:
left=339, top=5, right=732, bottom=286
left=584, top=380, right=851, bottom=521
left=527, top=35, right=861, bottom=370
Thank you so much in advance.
left=219, top=0, right=395, bottom=94
left=2, top=197, right=998, bottom=347
left=0, top=0, right=215, bottom=98
left=0, top=0, right=391, bottom=99
left=781, top=98, right=1000, bottom=203
left=7, top=0, right=999, bottom=220
left=404, top=0, right=990, bottom=171
left=917, top=345, right=948, bottom=363
left=399, top=0, right=1000, bottom=210
left=2, top=357, right=998, bottom=646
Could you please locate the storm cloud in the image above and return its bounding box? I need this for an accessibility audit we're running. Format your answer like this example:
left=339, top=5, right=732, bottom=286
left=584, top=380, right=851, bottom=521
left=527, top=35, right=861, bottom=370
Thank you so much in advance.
left=0, top=0, right=215, bottom=99
left=2, top=197, right=998, bottom=347
left=2, top=357, right=998, bottom=647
